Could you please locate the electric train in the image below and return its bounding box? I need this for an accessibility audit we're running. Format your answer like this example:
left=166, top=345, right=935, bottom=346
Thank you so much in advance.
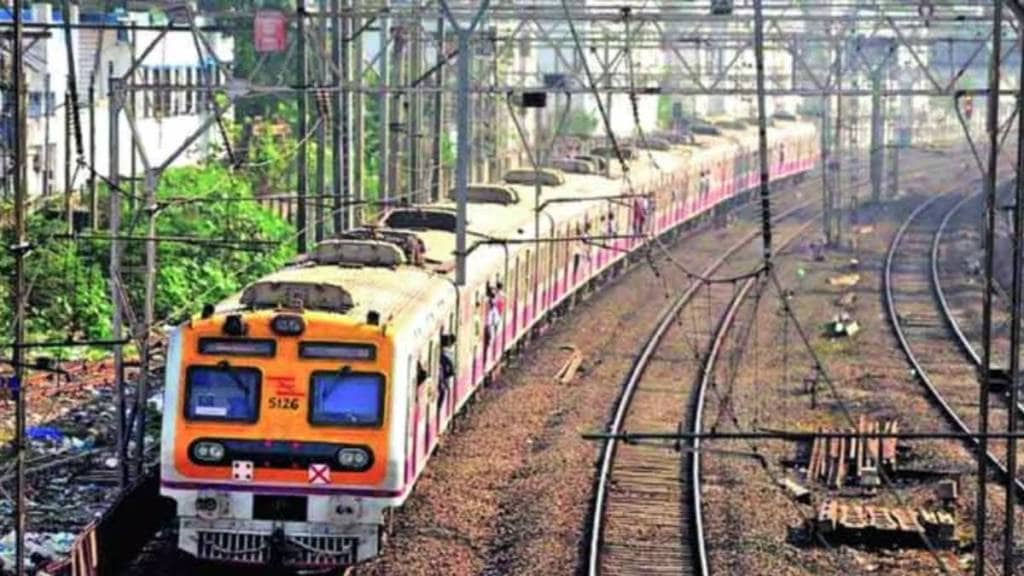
left=160, top=115, right=819, bottom=569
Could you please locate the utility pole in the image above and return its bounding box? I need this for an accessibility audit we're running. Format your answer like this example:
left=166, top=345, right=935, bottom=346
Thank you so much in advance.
left=409, top=0, right=423, bottom=202
left=64, top=90, right=73, bottom=233
left=977, top=3, right=1003, bottom=574
left=388, top=23, right=403, bottom=201
left=869, top=68, right=884, bottom=203
left=297, top=0, right=309, bottom=253
left=88, top=82, right=98, bottom=230
left=833, top=43, right=843, bottom=246
left=1006, top=14, right=1024, bottom=576
left=439, top=0, right=491, bottom=286
left=430, top=15, right=446, bottom=202
left=136, top=167, right=156, bottom=480
left=108, top=61, right=128, bottom=491
left=378, top=4, right=390, bottom=203
left=43, top=74, right=51, bottom=198
left=11, top=1, right=28, bottom=572
left=819, top=37, right=832, bottom=246
left=352, top=0, right=364, bottom=225
left=315, top=5, right=327, bottom=243
left=752, top=0, right=773, bottom=262
left=332, top=0, right=349, bottom=234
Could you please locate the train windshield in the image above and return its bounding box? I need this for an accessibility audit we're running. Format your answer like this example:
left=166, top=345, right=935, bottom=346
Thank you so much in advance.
left=185, top=365, right=261, bottom=423
left=309, top=372, right=385, bottom=427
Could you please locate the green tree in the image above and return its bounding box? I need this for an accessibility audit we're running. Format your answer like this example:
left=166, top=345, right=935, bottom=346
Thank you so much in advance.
left=565, top=108, right=598, bottom=138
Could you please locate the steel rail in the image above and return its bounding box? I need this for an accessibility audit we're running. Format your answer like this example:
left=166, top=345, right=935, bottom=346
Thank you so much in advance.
left=586, top=199, right=816, bottom=576
left=884, top=193, right=1024, bottom=498
left=932, top=192, right=1024, bottom=420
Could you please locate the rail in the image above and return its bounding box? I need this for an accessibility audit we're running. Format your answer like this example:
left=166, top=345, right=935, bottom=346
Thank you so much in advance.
left=883, top=193, right=1024, bottom=497
left=586, top=200, right=817, bottom=576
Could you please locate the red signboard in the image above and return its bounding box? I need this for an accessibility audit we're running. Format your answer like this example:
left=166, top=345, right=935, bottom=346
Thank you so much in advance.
left=254, top=10, right=287, bottom=53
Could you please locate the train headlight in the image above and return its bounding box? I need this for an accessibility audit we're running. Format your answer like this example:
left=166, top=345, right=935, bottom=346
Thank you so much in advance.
left=192, top=441, right=226, bottom=463
left=336, top=447, right=372, bottom=471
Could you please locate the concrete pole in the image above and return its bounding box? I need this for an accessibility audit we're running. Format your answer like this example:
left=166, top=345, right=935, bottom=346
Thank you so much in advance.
left=977, top=3, right=1003, bottom=574
left=819, top=95, right=831, bottom=245
left=297, top=0, right=309, bottom=253
left=378, top=4, right=390, bottom=203
left=64, top=90, right=73, bottom=233
left=108, top=62, right=128, bottom=492
left=455, top=31, right=471, bottom=284
left=409, top=1, right=423, bottom=202
left=332, top=0, right=350, bottom=233
left=753, top=0, right=773, bottom=262
left=833, top=49, right=843, bottom=246
left=89, top=82, right=98, bottom=230
left=869, top=70, right=884, bottom=203
left=430, top=15, right=446, bottom=202
left=388, top=23, right=403, bottom=200
left=1005, top=11, right=1024, bottom=576
left=353, top=0, right=364, bottom=225
left=135, top=168, right=156, bottom=479
left=439, top=0, right=491, bottom=285
left=315, top=6, right=327, bottom=242
left=11, top=1, right=28, bottom=571
left=43, top=74, right=51, bottom=197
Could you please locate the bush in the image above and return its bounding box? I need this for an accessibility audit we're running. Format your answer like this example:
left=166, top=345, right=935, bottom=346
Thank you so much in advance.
left=130, top=163, right=296, bottom=322
left=0, top=163, right=295, bottom=346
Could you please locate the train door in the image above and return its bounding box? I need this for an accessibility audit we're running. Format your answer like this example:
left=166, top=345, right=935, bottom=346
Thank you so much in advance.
left=409, top=355, right=428, bottom=478
left=509, top=255, right=520, bottom=342
left=422, top=340, right=439, bottom=453
left=438, top=313, right=456, bottom=433
left=472, top=288, right=483, bottom=386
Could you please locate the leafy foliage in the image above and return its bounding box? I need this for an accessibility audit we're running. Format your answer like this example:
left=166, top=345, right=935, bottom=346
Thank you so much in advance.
left=0, top=164, right=295, bottom=346
left=0, top=210, right=111, bottom=343
left=564, top=108, right=599, bottom=138
left=126, top=163, right=296, bottom=322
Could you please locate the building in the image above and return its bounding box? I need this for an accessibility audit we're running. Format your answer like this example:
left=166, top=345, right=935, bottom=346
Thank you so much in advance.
left=1, top=2, right=234, bottom=201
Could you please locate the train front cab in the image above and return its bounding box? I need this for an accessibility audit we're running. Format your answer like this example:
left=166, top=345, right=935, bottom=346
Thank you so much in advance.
left=160, top=308, right=399, bottom=569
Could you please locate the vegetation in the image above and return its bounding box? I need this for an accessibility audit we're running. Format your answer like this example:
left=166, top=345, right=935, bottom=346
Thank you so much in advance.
left=564, top=108, right=599, bottom=138
left=0, top=164, right=295, bottom=345
left=657, top=95, right=674, bottom=130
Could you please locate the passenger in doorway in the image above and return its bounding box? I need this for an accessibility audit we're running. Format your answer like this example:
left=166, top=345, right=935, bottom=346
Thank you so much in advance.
left=632, top=195, right=649, bottom=237
left=439, top=334, right=456, bottom=409
left=485, top=286, right=503, bottom=356
left=493, top=282, right=506, bottom=318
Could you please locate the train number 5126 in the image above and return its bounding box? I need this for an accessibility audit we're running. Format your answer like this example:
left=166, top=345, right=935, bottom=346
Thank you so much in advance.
left=269, top=397, right=300, bottom=410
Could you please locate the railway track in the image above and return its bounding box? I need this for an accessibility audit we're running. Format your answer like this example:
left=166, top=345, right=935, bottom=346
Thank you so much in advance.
left=883, top=192, right=1024, bottom=497
left=586, top=203, right=819, bottom=576
left=934, top=191, right=1024, bottom=421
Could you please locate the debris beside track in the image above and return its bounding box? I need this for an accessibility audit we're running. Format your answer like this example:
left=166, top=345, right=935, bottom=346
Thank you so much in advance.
left=554, top=345, right=583, bottom=384
left=804, top=418, right=900, bottom=489
left=813, top=500, right=957, bottom=550
left=827, top=273, right=862, bottom=287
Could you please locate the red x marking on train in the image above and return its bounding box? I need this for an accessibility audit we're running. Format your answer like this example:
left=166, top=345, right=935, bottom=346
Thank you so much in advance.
left=308, top=463, right=331, bottom=485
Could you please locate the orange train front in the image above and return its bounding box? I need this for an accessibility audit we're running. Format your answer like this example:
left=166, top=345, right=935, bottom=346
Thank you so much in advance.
left=160, top=117, right=819, bottom=569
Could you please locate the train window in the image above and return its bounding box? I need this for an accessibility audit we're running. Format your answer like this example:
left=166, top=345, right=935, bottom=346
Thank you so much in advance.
left=309, top=371, right=385, bottom=427
left=199, top=338, right=276, bottom=358
left=185, top=365, right=261, bottom=423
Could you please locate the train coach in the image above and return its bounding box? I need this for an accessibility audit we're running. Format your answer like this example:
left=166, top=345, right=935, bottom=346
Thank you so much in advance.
left=159, top=115, right=819, bottom=570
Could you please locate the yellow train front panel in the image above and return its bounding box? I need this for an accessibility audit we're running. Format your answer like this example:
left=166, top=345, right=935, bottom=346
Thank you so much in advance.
left=170, top=310, right=393, bottom=488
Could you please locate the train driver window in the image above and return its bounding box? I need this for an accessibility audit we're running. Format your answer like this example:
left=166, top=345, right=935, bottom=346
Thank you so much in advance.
left=309, top=371, right=385, bottom=427
left=185, top=365, right=261, bottom=423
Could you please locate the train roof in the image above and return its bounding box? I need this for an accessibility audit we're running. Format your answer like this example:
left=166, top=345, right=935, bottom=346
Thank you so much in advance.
left=215, top=117, right=818, bottom=333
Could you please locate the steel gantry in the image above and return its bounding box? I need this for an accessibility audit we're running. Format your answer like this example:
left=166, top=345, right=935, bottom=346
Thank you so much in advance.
left=4, top=1, right=1024, bottom=575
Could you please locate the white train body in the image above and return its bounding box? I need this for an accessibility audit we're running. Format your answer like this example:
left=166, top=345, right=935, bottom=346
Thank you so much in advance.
left=160, top=119, right=819, bottom=568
